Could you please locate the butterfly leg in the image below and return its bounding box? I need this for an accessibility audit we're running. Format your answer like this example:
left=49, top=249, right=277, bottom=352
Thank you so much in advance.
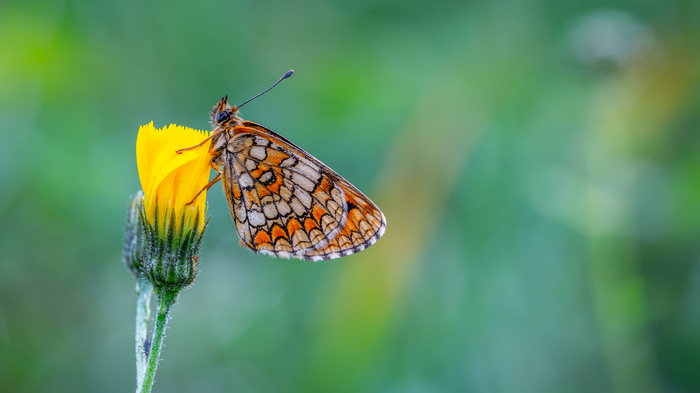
left=185, top=161, right=223, bottom=205
left=176, top=129, right=221, bottom=154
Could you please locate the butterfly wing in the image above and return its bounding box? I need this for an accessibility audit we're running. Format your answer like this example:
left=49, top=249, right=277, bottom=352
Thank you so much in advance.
left=220, top=122, right=386, bottom=261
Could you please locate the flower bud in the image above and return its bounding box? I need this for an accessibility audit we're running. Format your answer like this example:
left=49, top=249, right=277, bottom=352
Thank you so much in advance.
left=135, top=123, right=212, bottom=292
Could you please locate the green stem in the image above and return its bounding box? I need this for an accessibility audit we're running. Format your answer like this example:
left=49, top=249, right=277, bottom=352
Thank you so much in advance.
left=139, top=287, right=179, bottom=393
left=134, top=276, right=153, bottom=392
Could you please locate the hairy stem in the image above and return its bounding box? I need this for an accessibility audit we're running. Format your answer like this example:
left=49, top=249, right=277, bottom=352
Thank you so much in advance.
left=135, top=276, right=153, bottom=392
left=139, top=287, right=179, bottom=393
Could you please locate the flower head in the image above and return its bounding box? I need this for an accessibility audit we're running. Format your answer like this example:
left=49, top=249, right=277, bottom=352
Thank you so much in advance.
left=137, top=122, right=212, bottom=235
left=135, top=122, right=212, bottom=289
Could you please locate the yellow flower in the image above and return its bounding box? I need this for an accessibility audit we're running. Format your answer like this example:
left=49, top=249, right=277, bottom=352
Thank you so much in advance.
left=136, top=122, right=212, bottom=236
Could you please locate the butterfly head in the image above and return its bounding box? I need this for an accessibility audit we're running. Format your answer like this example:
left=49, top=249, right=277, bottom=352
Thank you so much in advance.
left=210, top=95, right=242, bottom=128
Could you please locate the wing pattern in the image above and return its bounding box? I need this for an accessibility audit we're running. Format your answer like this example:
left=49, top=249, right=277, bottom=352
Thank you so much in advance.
left=219, top=125, right=385, bottom=261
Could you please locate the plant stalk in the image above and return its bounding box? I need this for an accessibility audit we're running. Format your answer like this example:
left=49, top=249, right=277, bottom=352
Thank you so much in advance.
left=139, top=287, right=179, bottom=393
left=134, top=276, right=153, bottom=392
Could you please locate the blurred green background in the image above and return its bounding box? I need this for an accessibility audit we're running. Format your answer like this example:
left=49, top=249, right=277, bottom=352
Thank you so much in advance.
left=1, top=0, right=700, bottom=392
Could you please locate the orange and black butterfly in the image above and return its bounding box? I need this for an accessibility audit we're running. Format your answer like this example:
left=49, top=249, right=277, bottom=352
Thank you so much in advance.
left=181, top=70, right=386, bottom=261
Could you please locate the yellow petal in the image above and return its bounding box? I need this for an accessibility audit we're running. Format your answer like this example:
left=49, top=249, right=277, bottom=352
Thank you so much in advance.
left=136, top=123, right=212, bottom=234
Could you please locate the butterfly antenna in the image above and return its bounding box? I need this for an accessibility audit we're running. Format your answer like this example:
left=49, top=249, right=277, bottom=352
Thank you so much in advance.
left=237, top=70, right=294, bottom=109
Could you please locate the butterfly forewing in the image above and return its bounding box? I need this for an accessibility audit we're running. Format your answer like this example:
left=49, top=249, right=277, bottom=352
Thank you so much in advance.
left=221, top=124, right=385, bottom=261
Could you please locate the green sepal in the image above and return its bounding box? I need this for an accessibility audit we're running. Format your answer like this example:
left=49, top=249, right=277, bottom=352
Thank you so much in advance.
left=123, top=191, right=145, bottom=276
left=138, top=201, right=209, bottom=293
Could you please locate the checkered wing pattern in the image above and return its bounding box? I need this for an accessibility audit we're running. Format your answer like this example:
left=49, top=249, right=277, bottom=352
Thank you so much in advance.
left=220, top=123, right=386, bottom=261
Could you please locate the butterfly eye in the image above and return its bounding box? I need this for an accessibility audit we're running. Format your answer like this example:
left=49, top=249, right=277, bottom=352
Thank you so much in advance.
left=216, top=111, right=231, bottom=123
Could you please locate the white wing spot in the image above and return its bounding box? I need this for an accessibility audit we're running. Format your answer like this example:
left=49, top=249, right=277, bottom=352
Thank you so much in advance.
left=254, top=136, right=269, bottom=146
left=234, top=203, right=246, bottom=221
left=289, top=198, right=306, bottom=216
left=263, top=203, right=278, bottom=219
left=292, top=173, right=316, bottom=192
left=280, top=186, right=293, bottom=201
left=259, top=171, right=273, bottom=183
left=280, top=157, right=297, bottom=167
left=277, top=199, right=291, bottom=216
left=250, top=146, right=267, bottom=160
left=294, top=187, right=312, bottom=208
left=249, top=210, right=266, bottom=226
left=240, top=173, right=254, bottom=188
left=296, top=162, right=321, bottom=180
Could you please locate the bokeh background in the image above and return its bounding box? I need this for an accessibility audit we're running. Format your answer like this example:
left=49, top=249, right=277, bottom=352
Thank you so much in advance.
left=1, top=0, right=700, bottom=392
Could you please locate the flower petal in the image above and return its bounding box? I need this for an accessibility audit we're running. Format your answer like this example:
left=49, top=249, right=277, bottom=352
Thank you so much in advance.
left=136, top=123, right=212, bottom=234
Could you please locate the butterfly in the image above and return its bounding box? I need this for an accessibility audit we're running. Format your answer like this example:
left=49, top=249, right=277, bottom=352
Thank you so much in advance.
left=180, top=70, right=386, bottom=261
